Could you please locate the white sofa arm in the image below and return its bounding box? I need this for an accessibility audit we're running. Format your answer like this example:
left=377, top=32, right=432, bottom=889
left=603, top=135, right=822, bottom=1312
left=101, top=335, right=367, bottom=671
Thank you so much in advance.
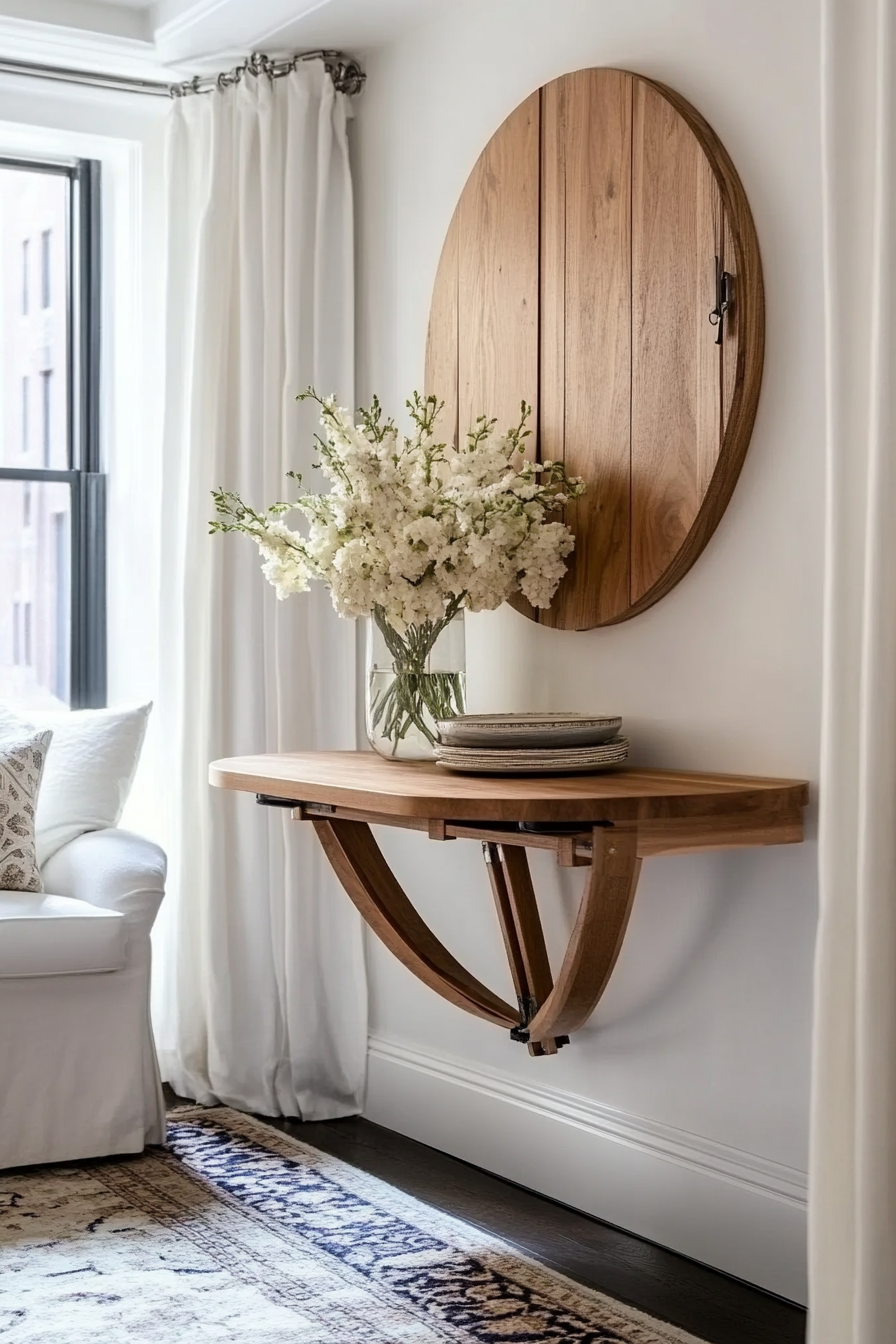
left=40, top=828, right=167, bottom=938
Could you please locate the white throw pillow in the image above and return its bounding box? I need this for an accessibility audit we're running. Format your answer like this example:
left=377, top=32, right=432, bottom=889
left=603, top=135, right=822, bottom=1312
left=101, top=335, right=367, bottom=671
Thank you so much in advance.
left=0, top=704, right=151, bottom=867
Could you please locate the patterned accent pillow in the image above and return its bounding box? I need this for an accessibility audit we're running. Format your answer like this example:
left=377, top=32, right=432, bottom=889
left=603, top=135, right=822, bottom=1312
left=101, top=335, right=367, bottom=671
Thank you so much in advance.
left=0, top=731, right=53, bottom=892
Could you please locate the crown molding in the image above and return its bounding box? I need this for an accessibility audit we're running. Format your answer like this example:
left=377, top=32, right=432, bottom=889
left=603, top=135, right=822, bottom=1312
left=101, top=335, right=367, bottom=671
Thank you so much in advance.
left=0, top=0, right=149, bottom=42
left=153, top=0, right=443, bottom=64
left=153, top=0, right=333, bottom=64
left=152, top=0, right=232, bottom=41
left=0, top=0, right=430, bottom=84
left=0, top=14, right=185, bottom=80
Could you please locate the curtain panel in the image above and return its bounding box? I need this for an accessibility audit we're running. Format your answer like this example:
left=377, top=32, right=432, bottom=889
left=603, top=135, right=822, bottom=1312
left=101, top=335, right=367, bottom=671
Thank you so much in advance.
left=810, top=0, right=896, bottom=1336
left=151, top=63, right=367, bottom=1120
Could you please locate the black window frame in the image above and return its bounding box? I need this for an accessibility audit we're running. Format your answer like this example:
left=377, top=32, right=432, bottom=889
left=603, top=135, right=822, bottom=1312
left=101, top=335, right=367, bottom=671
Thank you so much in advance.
left=0, top=156, right=105, bottom=709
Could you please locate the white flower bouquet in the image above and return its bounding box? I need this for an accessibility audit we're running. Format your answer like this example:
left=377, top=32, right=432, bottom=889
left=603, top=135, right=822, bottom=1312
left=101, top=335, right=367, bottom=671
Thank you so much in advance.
left=211, top=390, right=585, bottom=756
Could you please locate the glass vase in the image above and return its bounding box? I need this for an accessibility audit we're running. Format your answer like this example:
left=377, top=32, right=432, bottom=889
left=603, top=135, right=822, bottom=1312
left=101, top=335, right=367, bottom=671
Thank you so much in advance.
left=365, top=607, right=466, bottom=761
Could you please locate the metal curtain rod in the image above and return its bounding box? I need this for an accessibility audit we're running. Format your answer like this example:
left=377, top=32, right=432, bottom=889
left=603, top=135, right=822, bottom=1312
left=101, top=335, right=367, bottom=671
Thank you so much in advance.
left=0, top=49, right=365, bottom=99
left=171, top=50, right=365, bottom=97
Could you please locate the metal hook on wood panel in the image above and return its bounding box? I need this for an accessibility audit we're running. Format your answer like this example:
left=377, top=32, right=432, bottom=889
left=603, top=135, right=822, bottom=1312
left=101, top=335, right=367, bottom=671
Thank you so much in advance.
left=709, top=255, right=733, bottom=345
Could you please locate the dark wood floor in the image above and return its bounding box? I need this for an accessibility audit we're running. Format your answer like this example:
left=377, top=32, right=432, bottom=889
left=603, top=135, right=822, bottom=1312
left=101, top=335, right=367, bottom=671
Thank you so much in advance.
left=165, top=1090, right=805, bottom=1344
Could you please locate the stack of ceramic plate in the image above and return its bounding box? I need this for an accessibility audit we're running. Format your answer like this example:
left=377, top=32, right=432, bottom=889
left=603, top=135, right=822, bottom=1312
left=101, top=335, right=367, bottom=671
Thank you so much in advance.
left=433, top=713, right=628, bottom=775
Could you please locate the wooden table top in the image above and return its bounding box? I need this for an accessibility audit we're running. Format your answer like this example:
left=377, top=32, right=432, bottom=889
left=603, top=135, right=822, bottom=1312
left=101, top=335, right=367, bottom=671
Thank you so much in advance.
left=210, top=751, right=810, bottom=824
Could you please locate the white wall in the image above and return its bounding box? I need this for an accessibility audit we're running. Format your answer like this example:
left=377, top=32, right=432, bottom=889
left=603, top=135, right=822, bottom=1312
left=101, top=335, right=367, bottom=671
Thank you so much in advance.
left=353, top=0, right=823, bottom=1302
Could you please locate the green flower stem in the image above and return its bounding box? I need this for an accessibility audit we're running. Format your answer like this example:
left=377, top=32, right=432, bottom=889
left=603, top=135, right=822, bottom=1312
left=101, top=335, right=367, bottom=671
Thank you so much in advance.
left=370, top=604, right=466, bottom=754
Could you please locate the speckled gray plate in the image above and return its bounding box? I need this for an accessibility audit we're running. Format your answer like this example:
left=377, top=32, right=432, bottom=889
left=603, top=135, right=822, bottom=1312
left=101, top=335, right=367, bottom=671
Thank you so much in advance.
left=435, top=712, right=622, bottom=750
left=435, top=736, right=629, bottom=775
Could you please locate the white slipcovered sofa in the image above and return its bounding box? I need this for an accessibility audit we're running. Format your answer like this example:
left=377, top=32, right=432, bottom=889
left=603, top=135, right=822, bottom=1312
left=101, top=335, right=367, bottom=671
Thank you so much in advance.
left=0, top=826, right=167, bottom=1170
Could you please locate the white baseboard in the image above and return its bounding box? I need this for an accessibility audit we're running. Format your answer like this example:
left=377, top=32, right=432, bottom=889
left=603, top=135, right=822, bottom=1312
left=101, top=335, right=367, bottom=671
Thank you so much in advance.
left=365, top=1034, right=808, bottom=1305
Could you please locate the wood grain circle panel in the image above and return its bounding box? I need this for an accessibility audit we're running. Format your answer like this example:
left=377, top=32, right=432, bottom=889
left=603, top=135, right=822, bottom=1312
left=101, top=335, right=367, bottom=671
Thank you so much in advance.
left=425, top=69, right=764, bottom=630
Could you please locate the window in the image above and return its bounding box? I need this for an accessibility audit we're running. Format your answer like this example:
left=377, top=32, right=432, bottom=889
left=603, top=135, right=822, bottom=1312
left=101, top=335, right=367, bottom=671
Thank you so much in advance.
left=0, top=159, right=104, bottom=710
left=40, top=229, right=51, bottom=309
left=40, top=370, right=52, bottom=466
left=21, top=376, right=28, bottom=453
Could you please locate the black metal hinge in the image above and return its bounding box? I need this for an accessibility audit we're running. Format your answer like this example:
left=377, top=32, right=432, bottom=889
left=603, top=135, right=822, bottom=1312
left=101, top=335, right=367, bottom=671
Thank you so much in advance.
left=709, top=255, right=734, bottom=345
left=256, top=794, right=303, bottom=809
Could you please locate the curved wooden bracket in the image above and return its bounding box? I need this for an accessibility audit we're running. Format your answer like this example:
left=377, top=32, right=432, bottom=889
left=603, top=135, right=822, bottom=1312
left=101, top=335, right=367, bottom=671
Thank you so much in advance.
left=312, top=816, right=642, bottom=1050
left=528, top=826, right=640, bottom=1043
left=483, top=840, right=565, bottom=1056
left=312, top=818, right=518, bottom=1027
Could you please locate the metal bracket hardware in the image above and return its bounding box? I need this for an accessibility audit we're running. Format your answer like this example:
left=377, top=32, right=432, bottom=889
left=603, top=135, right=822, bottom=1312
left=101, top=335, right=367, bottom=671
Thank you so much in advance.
left=510, top=994, right=539, bottom=1043
left=709, top=255, right=733, bottom=345
left=518, top=820, right=612, bottom=836
left=256, top=794, right=303, bottom=808
left=509, top=994, right=569, bottom=1048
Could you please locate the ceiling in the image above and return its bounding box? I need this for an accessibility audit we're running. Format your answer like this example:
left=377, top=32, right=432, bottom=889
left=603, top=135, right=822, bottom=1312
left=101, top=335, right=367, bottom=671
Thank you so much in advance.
left=0, top=0, right=447, bottom=77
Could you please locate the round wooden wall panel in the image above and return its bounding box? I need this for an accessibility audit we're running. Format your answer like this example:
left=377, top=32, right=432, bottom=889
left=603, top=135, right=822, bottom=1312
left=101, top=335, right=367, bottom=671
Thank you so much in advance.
left=425, top=69, right=764, bottom=629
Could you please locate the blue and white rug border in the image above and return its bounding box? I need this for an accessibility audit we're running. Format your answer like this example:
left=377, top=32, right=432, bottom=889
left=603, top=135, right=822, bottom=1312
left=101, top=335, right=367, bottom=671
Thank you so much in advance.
left=167, top=1103, right=709, bottom=1344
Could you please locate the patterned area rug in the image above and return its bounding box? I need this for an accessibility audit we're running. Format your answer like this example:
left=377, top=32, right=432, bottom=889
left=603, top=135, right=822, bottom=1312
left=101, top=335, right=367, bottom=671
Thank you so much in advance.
left=1, top=1105, right=709, bottom=1343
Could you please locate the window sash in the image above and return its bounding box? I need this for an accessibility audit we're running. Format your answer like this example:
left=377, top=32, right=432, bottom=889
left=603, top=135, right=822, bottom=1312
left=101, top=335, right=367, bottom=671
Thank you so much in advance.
left=0, top=156, right=104, bottom=709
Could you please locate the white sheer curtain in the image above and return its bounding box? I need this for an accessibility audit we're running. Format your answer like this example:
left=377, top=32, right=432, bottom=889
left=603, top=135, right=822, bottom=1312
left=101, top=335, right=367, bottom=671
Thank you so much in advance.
left=810, top=0, right=896, bottom=1336
left=151, top=62, right=367, bottom=1120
